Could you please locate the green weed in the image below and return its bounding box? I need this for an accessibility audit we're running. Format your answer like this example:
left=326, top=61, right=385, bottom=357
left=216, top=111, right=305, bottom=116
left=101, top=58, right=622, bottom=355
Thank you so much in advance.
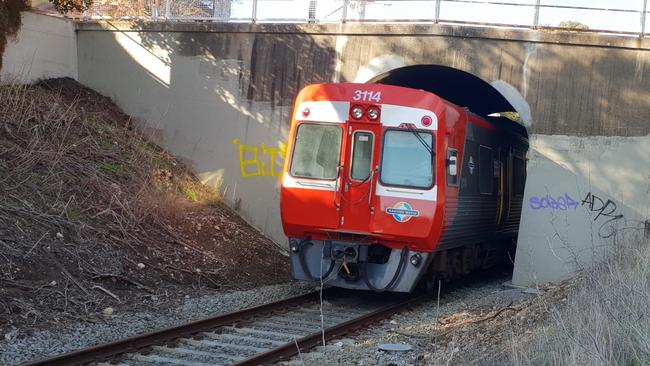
left=183, top=185, right=199, bottom=202
left=97, top=161, right=128, bottom=176
left=66, top=207, right=81, bottom=221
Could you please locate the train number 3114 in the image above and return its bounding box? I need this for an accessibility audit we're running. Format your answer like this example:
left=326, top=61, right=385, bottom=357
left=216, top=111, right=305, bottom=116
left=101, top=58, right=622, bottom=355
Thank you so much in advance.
left=353, top=90, right=382, bottom=102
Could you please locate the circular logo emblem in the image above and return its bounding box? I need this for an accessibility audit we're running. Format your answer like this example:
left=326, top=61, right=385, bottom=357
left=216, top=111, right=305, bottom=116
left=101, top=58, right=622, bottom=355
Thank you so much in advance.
left=386, top=202, right=420, bottom=223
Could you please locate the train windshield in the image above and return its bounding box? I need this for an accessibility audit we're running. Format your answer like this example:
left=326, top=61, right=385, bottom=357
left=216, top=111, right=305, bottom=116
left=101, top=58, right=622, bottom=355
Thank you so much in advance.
left=289, top=123, right=343, bottom=180
left=380, top=130, right=435, bottom=189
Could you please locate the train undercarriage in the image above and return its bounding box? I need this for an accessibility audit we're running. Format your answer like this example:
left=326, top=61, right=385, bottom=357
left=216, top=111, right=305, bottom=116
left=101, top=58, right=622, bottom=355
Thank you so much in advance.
left=290, top=238, right=516, bottom=293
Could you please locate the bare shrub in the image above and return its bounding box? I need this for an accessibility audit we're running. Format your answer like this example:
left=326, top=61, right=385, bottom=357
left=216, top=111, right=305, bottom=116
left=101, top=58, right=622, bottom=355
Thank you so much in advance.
left=0, top=0, right=29, bottom=73
left=86, top=0, right=152, bottom=18
left=86, top=0, right=216, bottom=18
left=511, top=232, right=650, bottom=365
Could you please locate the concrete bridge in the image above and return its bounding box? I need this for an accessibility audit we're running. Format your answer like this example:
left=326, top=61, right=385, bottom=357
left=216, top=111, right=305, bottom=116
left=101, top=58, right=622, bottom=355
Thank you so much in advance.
left=4, top=12, right=650, bottom=286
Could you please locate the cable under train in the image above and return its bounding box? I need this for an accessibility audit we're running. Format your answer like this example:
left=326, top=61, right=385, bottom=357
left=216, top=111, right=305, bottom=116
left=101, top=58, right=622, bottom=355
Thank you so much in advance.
left=280, top=67, right=529, bottom=292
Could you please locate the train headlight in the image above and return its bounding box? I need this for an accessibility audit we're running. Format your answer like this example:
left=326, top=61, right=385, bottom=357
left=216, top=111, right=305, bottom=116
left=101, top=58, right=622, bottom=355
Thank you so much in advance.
left=410, top=253, right=422, bottom=266
left=302, top=107, right=311, bottom=118
left=421, top=115, right=433, bottom=127
left=367, top=107, right=380, bottom=120
left=351, top=106, right=364, bottom=119
left=290, top=241, right=300, bottom=253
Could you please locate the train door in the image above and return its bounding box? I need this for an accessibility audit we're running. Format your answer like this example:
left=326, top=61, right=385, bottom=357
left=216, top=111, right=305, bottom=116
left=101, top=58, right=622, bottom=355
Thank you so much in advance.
left=337, top=121, right=382, bottom=233
left=282, top=121, right=346, bottom=230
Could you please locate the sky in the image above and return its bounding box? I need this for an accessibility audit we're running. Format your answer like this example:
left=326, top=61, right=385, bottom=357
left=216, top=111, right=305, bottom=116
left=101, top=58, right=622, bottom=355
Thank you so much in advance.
left=228, top=0, right=649, bottom=34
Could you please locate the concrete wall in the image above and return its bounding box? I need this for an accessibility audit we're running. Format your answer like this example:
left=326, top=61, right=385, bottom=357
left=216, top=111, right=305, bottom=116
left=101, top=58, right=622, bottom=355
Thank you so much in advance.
left=74, top=22, right=650, bottom=284
left=76, top=24, right=337, bottom=243
left=1, top=12, right=77, bottom=83
left=512, top=134, right=650, bottom=285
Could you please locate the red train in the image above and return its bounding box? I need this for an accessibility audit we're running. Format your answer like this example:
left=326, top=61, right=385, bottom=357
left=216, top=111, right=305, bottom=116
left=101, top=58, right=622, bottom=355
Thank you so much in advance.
left=280, top=70, right=528, bottom=292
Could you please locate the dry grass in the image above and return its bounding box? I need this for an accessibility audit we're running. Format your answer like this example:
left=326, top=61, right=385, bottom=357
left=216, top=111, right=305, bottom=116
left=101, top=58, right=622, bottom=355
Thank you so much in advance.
left=511, top=232, right=650, bottom=365
left=0, top=78, right=225, bottom=328
left=0, top=78, right=290, bottom=335
left=0, top=78, right=218, bottom=238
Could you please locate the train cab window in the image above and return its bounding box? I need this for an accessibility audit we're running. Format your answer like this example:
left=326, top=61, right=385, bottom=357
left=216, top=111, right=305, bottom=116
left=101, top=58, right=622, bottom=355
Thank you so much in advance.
left=380, top=130, right=434, bottom=189
left=479, top=145, right=494, bottom=195
left=290, top=123, right=342, bottom=180
left=350, top=131, right=374, bottom=181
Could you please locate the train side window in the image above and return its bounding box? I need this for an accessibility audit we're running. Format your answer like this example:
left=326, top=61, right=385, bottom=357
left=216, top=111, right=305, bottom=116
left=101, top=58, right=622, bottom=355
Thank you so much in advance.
left=350, top=131, right=374, bottom=181
left=479, top=145, right=494, bottom=195
left=447, top=148, right=459, bottom=186
left=513, top=156, right=526, bottom=195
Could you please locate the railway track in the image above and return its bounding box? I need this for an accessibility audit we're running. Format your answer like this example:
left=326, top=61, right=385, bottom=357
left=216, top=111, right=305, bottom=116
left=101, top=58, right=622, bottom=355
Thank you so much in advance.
left=23, top=289, right=425, bottom=366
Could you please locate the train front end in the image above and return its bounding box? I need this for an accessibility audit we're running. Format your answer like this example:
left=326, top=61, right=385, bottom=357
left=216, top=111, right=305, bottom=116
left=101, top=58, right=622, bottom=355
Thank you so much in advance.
left=280, top=83, right=447, bottom=292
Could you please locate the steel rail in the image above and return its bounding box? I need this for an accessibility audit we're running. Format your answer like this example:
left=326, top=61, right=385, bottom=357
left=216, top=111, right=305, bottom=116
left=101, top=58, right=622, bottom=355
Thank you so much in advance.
left=232, top=293, right=426, bottom=366
left=20, top=289, right=425, bottom=366
left=21, top=290, right=325, bottom=366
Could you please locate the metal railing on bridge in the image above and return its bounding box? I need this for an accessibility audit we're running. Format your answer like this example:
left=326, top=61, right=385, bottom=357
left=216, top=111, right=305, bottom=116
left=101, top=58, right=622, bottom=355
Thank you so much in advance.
left=83, top=0, right=650, bottom=38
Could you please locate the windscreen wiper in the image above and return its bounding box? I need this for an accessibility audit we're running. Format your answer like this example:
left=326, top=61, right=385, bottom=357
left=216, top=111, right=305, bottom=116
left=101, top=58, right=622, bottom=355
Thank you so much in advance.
left=406, top=124, right=433, bottom=155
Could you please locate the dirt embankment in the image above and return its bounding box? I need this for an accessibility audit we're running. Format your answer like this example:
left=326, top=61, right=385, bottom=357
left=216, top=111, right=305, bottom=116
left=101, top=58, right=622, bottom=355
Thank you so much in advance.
left=0, top=78, right=290, bottom=334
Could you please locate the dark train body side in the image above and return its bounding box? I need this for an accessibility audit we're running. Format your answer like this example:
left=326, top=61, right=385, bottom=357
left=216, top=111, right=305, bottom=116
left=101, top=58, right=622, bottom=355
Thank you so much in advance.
left=439, top=113, right=528, bottom=250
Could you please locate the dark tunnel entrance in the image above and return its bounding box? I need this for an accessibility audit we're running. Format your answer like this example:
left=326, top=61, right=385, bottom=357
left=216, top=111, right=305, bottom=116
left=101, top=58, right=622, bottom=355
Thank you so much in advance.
left=367, top=64, right=529, bottom=139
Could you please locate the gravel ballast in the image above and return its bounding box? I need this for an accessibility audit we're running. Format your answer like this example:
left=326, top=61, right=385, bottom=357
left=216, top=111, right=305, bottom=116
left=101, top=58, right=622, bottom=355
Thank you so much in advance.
left=280, top=274, right=542, bottom=366
left=2, top=272, right=556, bottom=366
left=0, top=282, right=313, bottom=365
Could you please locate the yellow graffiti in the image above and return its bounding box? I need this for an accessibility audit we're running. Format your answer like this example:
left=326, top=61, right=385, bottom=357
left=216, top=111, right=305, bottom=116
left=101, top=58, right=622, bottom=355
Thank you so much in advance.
left=233, top=138, right=286, bottom=178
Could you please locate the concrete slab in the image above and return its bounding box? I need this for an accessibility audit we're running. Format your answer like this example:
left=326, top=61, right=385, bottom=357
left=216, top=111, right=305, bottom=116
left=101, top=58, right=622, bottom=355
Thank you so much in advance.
left=512, top=134, right=649, bottom=286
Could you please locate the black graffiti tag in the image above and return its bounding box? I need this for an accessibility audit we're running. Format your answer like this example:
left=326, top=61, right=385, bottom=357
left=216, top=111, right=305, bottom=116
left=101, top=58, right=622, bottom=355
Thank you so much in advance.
left=581, top=192, right=624, bottom=239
